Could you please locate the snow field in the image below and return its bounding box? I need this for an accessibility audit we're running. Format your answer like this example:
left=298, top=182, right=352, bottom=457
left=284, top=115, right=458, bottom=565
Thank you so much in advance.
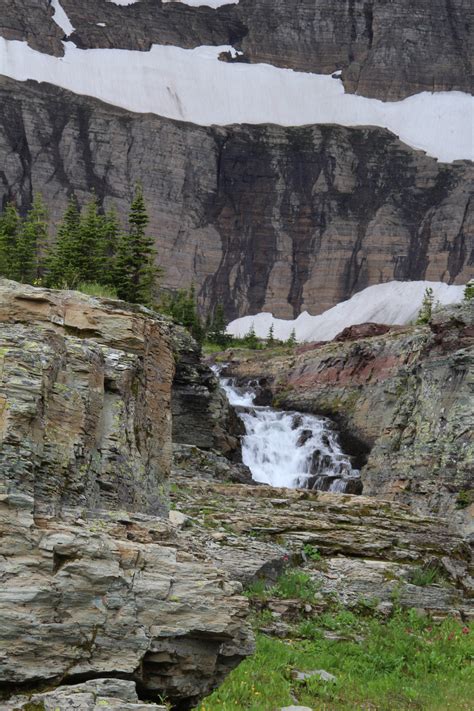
left=0, top=38, right=472, bottom=162
left=226, top=281, right=467, bottom=343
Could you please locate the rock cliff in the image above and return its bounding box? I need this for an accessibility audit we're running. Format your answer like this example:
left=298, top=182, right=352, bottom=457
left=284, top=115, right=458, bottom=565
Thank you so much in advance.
left=0, top=280, right=253, bottom=709
left=222, top=302, right=474, bottom=528
left=0, top=78, right=471, bottom=319
left=2, top=0, right=471, bottom=100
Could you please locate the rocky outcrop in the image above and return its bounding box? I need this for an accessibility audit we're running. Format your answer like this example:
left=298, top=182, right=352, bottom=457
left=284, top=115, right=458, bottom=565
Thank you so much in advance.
left=0, top=278, right=174, bottom=516
left=0, top=280, right=253, bottom=709
left=171, top=328, right=243, bottom=459
left=3, top=0, right=470, bottom=100
left=170, top=476, right=473, bottom=619
left=0, top=78, right=472, bottom=319
left=7, top=680, right=167, bottom=711
left=0, top=492, right=253, bottom=708
left=222, top=302, right=474, bottom=526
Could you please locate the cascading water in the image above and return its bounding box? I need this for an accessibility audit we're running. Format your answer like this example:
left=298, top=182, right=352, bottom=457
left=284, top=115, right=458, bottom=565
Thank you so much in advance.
left=215, top=368, right=362, bottom=493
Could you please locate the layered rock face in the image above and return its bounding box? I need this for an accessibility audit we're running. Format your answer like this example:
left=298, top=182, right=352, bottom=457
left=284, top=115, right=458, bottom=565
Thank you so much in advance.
left=0, top=78, right=471, bottom=319
left=171, top=477, right=473, bottom=619
left=3, top=0, right=471, bottom=100
left=171, top=326, right=243, bottom=459
left=0, top=278, right=174, bottom=516
left=223, top=302, right=474, bottom=526
left=0, top=280, right=253, bottom=709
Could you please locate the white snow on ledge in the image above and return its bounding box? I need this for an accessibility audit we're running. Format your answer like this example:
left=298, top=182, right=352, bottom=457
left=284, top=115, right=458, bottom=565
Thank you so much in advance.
left=163, top=0, right=239, bottom=6
left=50, top=0, right=75, bottom=36
left=227, top=282, right=467, bottom=343
left=0, top=39, right=472, bottom=162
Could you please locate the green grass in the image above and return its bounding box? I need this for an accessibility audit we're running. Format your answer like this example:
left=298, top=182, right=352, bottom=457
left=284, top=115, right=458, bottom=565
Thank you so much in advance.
left=409, top=566, right=445, bottom=587
left=197, top=612, right=473, bottom=711
left=77, top=282, right=118, bottom=298
left=244, top=570, right=320, bottom=603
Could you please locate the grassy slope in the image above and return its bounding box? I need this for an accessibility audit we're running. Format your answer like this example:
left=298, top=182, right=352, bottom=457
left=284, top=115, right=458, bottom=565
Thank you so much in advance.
left=198, top=601, right=472, bottom=710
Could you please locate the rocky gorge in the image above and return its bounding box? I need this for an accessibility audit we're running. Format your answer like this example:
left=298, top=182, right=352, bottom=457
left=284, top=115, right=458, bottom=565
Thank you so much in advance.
left=0, top=0, right=473, bottom=707
left=0, top=279, right=472, bottom=709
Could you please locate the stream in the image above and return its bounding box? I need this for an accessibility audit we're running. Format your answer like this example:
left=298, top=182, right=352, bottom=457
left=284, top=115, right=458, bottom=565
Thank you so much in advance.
left=215, top=369, right=362, bottom=493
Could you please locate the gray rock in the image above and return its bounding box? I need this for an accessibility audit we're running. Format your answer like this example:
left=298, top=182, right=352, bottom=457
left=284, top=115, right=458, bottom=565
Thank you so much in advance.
left=0, top=79, right=470, bottom=322
left=7, top=680, right=167, bottom=710
left=293, top=669, right=337, bottom=683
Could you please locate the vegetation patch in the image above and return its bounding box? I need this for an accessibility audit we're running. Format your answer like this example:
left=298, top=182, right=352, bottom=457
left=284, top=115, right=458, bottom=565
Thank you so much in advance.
left=198, top=611, right=472, bottom=711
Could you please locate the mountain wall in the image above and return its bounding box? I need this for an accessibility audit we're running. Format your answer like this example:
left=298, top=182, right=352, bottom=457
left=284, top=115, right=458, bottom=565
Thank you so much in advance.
left=0, top=78, right=472, bottom=319
left=0, top=0, right=472, bottom=319
left=2, top=0, right=471, bottom=100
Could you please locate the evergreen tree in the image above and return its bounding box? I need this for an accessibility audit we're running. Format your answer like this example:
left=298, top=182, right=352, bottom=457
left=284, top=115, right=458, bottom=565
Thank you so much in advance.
left=267, top=323, right=275, bottom=347
left=18, top=193, right=49, bottom=283
left=76, top=196, right=104, bottom=284
left=45, top=195, right=81, bottom=288
left=417, top=287, right=434, bottom=324
left=464, top=280, right=474, bottom=301
left=208, top=304, right=229, bottom=346
left=98, top=207, right=120, bottom=285
left=286, top=328, right=297, bottom=348
left=244, top=323, right=258, bottom=350
left=160, top=285, right=204, bottom=343
left=0, top=202, right=21, bottom=280
left=114, top=184, right=157, bottom=305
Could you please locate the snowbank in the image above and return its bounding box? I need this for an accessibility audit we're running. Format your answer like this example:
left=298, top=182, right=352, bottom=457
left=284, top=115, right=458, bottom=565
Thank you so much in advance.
left=227, top=281, right=466, bottom=342
left=163, top=1, right=239, bottom=6
left=50, top=0, right=75, bottom=36
left=0, top=39, right=472, bottom=162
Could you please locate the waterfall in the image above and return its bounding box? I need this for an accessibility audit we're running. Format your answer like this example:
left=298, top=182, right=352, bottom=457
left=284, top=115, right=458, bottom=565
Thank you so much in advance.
left=214, top=368, right=362, bottom=493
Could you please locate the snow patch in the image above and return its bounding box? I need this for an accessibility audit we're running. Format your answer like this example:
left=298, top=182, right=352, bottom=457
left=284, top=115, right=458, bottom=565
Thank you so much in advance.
left=162, top=1, right=239, bottom=6
left=0, top=39, right=472, bottom=162
left=50, top=0, right=75, bottom=36
left=107, top=1, right=140, bottom=6
left=227, top=281, right=466, bottom=343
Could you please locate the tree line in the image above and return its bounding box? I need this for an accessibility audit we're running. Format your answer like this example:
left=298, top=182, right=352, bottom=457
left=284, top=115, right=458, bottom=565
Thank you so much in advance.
left=0, top=186, right=157, bottom=306
left=0, top=189, right=235, bottom=346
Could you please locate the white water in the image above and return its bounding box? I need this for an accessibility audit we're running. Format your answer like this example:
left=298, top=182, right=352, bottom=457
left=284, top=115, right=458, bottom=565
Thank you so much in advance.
left=217, top=370, right=360, bottom=491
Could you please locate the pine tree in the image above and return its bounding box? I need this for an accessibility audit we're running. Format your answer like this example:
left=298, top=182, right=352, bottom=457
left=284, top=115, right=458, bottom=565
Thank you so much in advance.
left=286, top=328, right=297, bottom=348
left=417, top=287, right=434, bottom=324
left=208, top=304, right=229, bottom=346
left=464, top=280, right=474, bottom=301
left=244, top=323, right=258, bottom=350
left=18, top=193, right=49, bottom=283
left=114, top=185, right=157, bottom=305
left=160, top=285, right=204, bottom=343
left=267, top=323, right=275, bottom=347
left=0, top=202, right=21, bottom=280
left=98, top=207, right=120, bottom=285
left=45, top=195, right=81, bottom=288
left=76, top=196, right=104, bottom=284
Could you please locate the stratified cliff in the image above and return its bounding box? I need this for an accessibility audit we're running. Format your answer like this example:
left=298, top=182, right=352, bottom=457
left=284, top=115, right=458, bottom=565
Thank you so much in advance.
left=0, top=78, right=472, bottom=319
left=3, top=0, right=471, bottom=99
left=0, top=279, right=253, bottom=709
left=0, top=0, right=472, bottom=319
left=223, top=301, right=474, bottom=528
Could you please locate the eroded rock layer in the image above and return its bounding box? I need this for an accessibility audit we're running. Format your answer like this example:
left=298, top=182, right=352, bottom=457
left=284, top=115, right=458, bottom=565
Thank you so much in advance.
left=0, top=78, right=472, bottom=319
left=2, top=0, right=471, bottom=100
left=222, top=302, right=474, bottom=526
left=0, top=280, right=253, bottom=708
